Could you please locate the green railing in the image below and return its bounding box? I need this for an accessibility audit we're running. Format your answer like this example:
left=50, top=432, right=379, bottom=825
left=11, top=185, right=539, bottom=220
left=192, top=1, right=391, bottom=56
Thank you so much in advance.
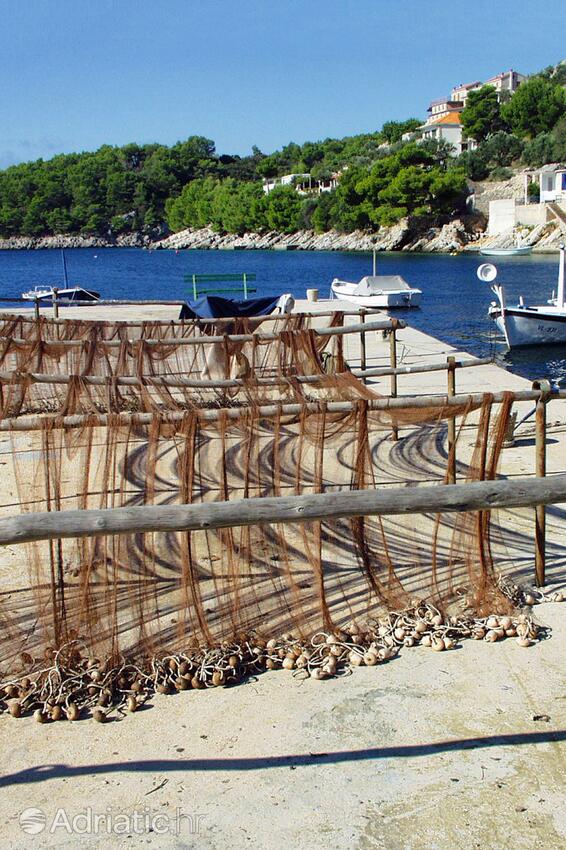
left=184, top=273, right=257, bottom=301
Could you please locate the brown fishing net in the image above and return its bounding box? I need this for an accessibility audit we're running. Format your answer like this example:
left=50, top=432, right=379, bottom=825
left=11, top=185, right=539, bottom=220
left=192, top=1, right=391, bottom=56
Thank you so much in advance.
left=0, top=400, right=516, bottom=675
left=0, top=313, right=350, bottom=416
left=0, top=310, right=527, bottom=701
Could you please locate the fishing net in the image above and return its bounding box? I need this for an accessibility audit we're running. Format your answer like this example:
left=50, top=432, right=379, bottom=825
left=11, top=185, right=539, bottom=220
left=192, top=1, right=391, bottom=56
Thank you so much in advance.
left=0, top=314, right=350, bottom=416
left=0, top=308, right=530, bottom=709
left=0, top=390, right=516, bottom=676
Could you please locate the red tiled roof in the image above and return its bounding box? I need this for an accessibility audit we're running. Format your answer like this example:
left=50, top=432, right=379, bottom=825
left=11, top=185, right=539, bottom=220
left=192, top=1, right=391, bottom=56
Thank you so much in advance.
left=428, top=112, right=462, bottom=126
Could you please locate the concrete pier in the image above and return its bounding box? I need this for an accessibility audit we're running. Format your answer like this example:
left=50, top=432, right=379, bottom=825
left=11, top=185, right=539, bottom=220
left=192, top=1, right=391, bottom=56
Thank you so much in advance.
left=0, top=301, right=564, bottom=850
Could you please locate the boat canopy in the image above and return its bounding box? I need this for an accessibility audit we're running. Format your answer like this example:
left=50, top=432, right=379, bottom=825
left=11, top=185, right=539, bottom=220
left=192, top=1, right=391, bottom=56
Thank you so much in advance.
left=351, top=275, right=413, bottom=295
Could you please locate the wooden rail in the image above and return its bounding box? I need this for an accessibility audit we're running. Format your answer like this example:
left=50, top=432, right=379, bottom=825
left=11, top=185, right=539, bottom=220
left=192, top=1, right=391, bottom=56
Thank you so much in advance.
left=0, top=318, right=403, bottom=349
left=0, top=302, right=384, bottom=320
left=1, top=389, right=564, bottom=433
left=1, top=473, right=565, bottom=547
left=0, top=357, right=491, bottom=391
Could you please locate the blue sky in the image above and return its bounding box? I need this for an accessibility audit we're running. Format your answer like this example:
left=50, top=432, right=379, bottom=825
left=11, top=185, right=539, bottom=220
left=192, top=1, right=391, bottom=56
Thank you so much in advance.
left=0, top=0, right=564, bottom=167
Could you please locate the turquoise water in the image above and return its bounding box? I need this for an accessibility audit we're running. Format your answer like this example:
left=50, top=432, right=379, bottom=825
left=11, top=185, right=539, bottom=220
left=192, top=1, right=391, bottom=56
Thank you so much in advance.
left=0, top=247, right=564, bottom=384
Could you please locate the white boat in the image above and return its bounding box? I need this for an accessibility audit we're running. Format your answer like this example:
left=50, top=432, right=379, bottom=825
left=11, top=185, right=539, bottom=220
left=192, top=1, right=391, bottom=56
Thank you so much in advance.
left=21, top=285, right=100, bottom=304
left=483, top=244, right=566, bottom=348
left=480, top=246, right=532, bottom=257
left=330, top=252, right=422, bottom=308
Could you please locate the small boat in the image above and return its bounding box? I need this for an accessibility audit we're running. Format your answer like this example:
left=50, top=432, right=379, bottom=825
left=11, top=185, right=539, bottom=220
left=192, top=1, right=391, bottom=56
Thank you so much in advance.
left=330, top=252, right=422, bottom=308
left=483, top=244, right=566, bottom=348
left=21, top=249, right=100, bottom=306
left=480, top=246, right=532, bottom=257
left=21, top=285, right=100, bottom=305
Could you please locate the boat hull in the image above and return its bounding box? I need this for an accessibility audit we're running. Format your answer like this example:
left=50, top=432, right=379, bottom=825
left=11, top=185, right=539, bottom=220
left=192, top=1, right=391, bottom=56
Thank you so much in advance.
left=480, top=247, right=532, bottom=257
left=21, top=288, right=100, bottom=305
left=330, top=282, right=421, bottom=308
left=490, top=307, right=566, bottom=347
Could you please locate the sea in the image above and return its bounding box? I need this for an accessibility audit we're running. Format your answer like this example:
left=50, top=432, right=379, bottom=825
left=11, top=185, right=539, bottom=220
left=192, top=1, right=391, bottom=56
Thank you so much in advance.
left=0, top=247, right=565, bottom=385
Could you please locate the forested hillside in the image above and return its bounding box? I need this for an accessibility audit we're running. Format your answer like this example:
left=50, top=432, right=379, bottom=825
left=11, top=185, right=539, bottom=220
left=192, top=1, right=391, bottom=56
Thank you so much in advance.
left=0, top=62, right=564, bottom=240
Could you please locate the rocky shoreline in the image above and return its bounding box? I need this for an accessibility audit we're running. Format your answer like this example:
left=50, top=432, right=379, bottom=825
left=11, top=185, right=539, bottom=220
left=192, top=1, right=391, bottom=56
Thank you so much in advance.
left=0, top=233, right=149, bottom=250
left=0, top=214, right=562, bottom=252
left=154, top=217, right=484, bottom=253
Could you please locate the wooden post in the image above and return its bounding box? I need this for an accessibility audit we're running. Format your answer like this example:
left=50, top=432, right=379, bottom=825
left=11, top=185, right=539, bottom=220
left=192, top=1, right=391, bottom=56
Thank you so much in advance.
left=359, top=311, right=366, bottom=382
left=34, top=297, right=40, bottom=321
left=52, top=288, right=59, bottom=319
left=535, top=396, right=547, bottom=586
left=447, top=356, right=457, bottom=484
left=389, top=325, right=398, bottom=441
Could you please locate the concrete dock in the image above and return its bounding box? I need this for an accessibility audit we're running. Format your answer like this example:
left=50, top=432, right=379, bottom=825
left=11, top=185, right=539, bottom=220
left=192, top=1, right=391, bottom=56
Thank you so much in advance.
left=0, top=300, right=564, bottom=850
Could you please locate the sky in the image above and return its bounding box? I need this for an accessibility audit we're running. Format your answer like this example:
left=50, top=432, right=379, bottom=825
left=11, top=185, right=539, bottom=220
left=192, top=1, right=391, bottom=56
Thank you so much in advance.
left=0, top=0, right=565, bottom=168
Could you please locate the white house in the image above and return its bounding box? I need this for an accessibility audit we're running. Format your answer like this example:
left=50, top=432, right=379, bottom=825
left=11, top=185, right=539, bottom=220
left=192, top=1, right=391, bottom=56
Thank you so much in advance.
left=262, top=173, right=311, bottom=194
left=487, top=166, right=566, bottom=235
left=262, top=172, right=340, bottom=195
left=426, top=97, right=464, bottom=124
left=524, top=164, right=566, bottom=204
left=416, top=112, right=475, bottom=157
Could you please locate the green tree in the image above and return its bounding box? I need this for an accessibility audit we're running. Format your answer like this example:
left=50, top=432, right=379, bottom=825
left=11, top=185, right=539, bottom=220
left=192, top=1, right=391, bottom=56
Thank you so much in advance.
left=521, top=134, right=553, bottom=167
left=550, top=115, right=566, bottom=161
left=482, top=131, right=524, bottom=167
left=380, top=119, right=421, bottom=144
left=460, top=86, right=504, bottom=142
left=501, top=77, right=566, bottom=138
left=457, top=147, right=490, bottom=181
left=264, top=186, right=302, bottom=233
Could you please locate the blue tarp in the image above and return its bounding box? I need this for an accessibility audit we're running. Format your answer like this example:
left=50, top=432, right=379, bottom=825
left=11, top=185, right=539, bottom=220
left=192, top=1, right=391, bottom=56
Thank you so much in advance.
left=179, top=295, right=280, bottom=320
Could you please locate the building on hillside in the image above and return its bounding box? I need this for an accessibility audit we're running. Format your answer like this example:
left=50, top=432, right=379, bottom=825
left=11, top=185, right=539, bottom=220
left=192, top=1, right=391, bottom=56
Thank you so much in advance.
left=450, top=81, right=482, bottom=103
left=487, top=165, right=566, bottom=236
left=262, top=173, right=311, bottom=194
left=449, top=70, right=524, bottom=104
left=426, top=97, right=464, bottom=123
left=524, top=164, right=566, bottom=204
left=425, top=68, right=525, bottom=136
left=262, top=172, right=340, bottom=195
left=485, top=69, right=526, bottom=96
left=416, top=68, right=525, bottom=157
left=415, top=112, right=475, bottom=157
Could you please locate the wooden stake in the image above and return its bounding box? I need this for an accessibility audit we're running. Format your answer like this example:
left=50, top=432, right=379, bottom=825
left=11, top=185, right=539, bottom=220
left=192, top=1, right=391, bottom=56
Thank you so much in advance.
left=535, top=397, right=547, bottom=587
left=359, top=311, right=366, bottom=382
left=447, top=356, right=456, bottom=484
left=389, top=327, right=398, bottom=441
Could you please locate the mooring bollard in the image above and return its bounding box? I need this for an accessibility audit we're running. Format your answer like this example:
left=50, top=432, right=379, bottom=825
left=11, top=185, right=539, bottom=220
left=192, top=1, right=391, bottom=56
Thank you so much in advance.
left=447, top=356, right=457, bottom=484
left=533, top=379, right=550, bottom=587
left=52, top=288, right=59, bottom=319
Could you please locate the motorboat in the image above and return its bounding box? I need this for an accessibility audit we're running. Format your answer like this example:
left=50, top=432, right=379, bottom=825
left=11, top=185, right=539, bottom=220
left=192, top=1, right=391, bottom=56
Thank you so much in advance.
left=331, top=275, right=422, bottom=307
left=330, top=252, right=421, bottom=308
left=483, top=243, right=566, bottom=348
left=21, top=248, right=100, bottom=306
left=21, top=285, right=100, bottom=305
left=480, top=245, right=532, bottom=257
